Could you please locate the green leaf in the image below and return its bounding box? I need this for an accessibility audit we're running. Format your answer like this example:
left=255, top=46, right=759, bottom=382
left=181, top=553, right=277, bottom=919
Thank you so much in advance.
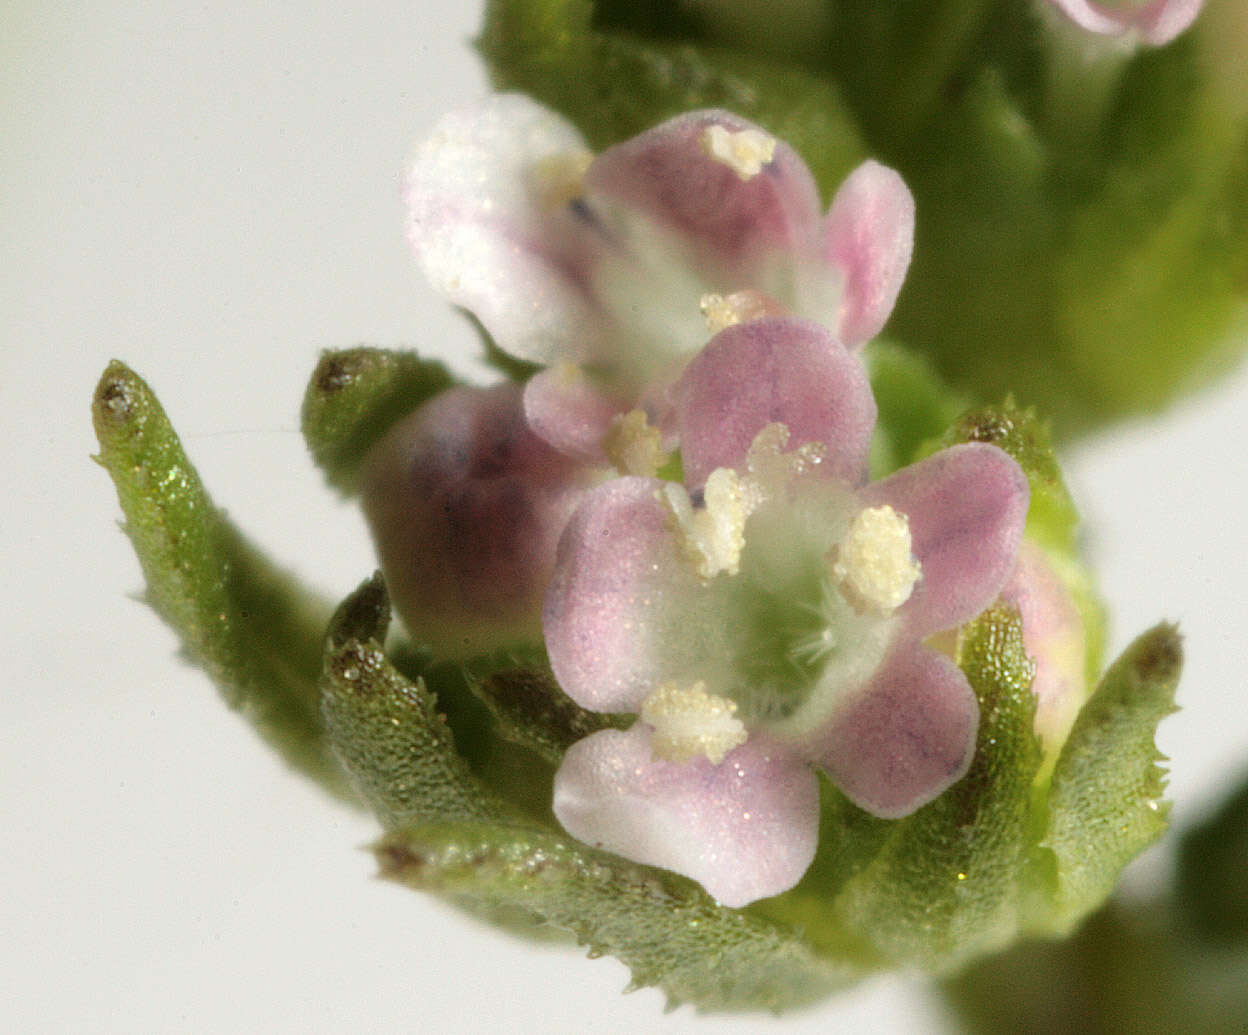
left=301, top=346, right=455, bottom=495
left=1027, top=623, right=1182, bottom=936
left=375, top=818, right=855, bottom=1012
left=478, top=0, right=866, bottom=199
left=320, top=573, right=508, bottom=826
left=92, top=361, right=354, bottom=802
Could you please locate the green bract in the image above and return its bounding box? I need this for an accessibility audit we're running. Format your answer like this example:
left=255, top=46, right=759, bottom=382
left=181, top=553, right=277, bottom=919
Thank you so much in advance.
left=93, top=344, right=1179, bottom=1011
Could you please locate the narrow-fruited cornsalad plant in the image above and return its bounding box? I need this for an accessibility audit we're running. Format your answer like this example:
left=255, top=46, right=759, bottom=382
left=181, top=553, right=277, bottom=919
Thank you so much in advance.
left=94, top=0, right=1246, bottom=1019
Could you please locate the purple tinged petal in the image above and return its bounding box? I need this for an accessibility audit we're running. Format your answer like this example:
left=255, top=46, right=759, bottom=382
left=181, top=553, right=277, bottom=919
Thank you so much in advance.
left=544, top=478, right=721, bottom=713
left=585, top=109, right=824, bottom=281
left=812, top=644, right=979, bottom=818
left=1045, top=0, right=1203, bottom=44
left=523, top=365, right=624, bottom=463
left=673, top=316, right=876, bottom=488
left=822, top=161, right=915, bottom=348
left=404, top=94, right=604, bottom=366
left=360, top=383, right=595, bottom=658
left=553, top=725, right=820, bottom=907
left=863, top=443, right=1030, bottom=638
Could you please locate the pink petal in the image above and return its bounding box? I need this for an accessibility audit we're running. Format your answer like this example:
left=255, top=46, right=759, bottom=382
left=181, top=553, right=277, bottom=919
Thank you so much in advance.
left=673, top=317, right=875, bottom=488
left=522, top=365, right=624, bottom=463
left=360, top=383, right=594, bottom=658
left=812, top=644, right=979, bottom=818
left=553, top=725, right=819, bottom=907
left=544, top=478, right=726, bottom=713
left=404, top=94, right=604, bottom=366
left=585, top=110, right=824, bottom=283
left=863, top=443, right=1030, bottom=638
left=823, top=160, right=915, bottom=348
left=1045, top=0, right=1203, bottom=44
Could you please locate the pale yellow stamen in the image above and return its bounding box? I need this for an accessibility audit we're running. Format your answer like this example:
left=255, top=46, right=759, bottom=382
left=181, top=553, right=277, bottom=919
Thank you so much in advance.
left=699, top=290, right=773, bottom=333
left=603, top=409, right=668, bottom=477
left=831, top=505, right=922, bottom=616
left=529, top=149, right=594, bottom=211
left=641, top=681, right=748, bottom=764
left=699, top=125, right=777, bottom=181
left=662, top=467, right=749, bottom=579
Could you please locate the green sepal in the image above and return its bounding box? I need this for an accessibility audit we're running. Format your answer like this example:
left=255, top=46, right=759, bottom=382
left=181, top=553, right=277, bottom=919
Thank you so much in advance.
left=1025, top=623, right=1182, bottom=937
left=301, top=346, right=455, bottom=495
left=477, top=0, right=866, bottom=199
left=375, top=818, right=853, bottom=1012
left=92, top=361, right=355, bottom=802
left=468, top=662, right=630, bottom=767
left=320, top=573, right=508, bottom=826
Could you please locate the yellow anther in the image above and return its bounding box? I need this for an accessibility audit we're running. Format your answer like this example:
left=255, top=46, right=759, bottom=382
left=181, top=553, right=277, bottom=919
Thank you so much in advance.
left=603, top=409, right=668, bottom=477
left=831, top=505, right=922, bottom=616
left=641, top=681, right=748, bottom=764
left=699, top=125, right=777, bottom=181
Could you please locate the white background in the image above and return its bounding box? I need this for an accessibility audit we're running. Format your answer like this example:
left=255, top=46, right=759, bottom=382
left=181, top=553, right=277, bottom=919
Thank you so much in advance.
left=5, top=3, right=1246, bottom=1032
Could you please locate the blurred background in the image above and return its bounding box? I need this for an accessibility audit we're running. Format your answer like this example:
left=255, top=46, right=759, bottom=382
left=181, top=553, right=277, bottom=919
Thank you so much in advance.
left=5, top=2, right=1246, bottom=1030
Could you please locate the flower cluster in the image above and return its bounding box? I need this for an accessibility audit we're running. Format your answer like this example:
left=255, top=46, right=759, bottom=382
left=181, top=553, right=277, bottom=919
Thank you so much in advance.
left=363, top=94, right=1032, bottom=905
left=1044, top=0, right=1203, bottom=45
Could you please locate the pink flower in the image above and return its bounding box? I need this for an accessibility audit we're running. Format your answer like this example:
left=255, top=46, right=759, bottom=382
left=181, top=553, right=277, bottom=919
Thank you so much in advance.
left=405, top=95, right=913, bottom=462
left=543, top=319, right=1030, bottom=906
left=359, top=384, right=600, bottom=658
left=1044, top=0, right=1203, bottom=45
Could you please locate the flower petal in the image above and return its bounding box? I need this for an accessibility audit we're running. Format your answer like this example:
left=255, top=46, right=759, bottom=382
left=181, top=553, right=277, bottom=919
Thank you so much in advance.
left=585, top=110, right=824, bottom=285
left=863, top=443, right=1030, bottom=638
left=544, top=478, right=733, bottom=712
left=522, top=364, right=623, bottom=463
left=812, top=644, right=978, bottom=818
left=673, top=316, right=876, bottom=488
left=553, top=725, right=819, bottom=907
left=822, top=160, right=915, bottom=348
left=360, top=384, right=594, bottom=657
left=1045, top=0, right=1203, bottom=44
left=404, top=94, right=604, bottom=365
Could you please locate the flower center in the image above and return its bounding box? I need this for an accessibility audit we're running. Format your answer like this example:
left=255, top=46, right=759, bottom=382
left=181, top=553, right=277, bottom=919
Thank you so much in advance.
left=830, top=505, right=922, bottom=616
left=699, top=125, right=777, bottom=181
left=640, top=681, right=748, bottom=764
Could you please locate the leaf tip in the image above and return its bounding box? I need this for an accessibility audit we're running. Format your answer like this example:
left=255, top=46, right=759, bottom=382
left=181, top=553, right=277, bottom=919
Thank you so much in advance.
left=92, top=360, right=145, bottom=436
left=1129, top=621, right=1183, bottom=693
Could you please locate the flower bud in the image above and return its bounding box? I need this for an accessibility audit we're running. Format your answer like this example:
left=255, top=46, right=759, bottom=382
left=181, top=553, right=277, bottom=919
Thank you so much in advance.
left=1001, top=540, right=1095, bottom=778
left=360, top=383, right=598, bottom=658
